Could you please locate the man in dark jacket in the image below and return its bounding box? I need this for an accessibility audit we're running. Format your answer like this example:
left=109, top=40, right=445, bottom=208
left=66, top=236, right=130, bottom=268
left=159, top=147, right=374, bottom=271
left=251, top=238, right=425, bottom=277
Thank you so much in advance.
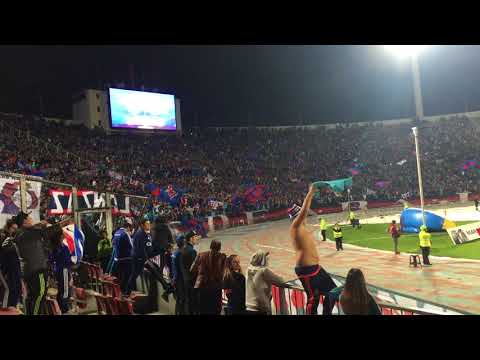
left=182, top=230, right=200, bottom=314
left=127, top=218, right=152, bottom=295
left=0, top=218, right=21, bottom=309
left=14, top=211, right=71, bottom=315
left=172, top=235, right=186, bottom=314
left=48, top=228, right=73, bottom=314
left=151, top=216, right=174, bottom=271
left=145, top=216, right=175, bottom=301
left=110, top=218, right=134, bottom=295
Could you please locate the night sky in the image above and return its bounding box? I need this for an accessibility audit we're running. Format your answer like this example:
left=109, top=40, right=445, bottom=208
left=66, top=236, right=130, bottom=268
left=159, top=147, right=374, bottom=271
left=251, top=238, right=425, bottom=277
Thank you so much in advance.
left=1, top=45, right=480, bottom=127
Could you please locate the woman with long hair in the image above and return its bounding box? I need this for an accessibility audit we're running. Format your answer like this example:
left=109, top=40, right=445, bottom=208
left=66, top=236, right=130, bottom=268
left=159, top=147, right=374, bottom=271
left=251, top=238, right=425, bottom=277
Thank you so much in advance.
left=190, top=239, right=226, bottom=315
left=339, top=268, right=381, bottom=315
left=223, top=254, right=246, bottom=315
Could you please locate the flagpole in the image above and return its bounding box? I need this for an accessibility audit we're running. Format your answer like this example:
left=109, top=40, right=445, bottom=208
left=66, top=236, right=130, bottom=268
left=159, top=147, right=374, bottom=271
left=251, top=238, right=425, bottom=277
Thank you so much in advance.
left=412, top=127, right=426, bottom=226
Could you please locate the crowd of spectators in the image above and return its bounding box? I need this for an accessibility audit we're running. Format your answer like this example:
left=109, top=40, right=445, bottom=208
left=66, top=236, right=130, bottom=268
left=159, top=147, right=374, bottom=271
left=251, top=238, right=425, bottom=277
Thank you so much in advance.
left=8, top=110, right=475, bottom=316
left=1, top=113, right=479, bottom=221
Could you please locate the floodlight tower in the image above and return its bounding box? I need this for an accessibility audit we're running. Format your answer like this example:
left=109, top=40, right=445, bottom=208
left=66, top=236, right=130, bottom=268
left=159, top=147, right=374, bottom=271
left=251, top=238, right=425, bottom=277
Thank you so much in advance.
left=384, top=45, right=431, bottom=227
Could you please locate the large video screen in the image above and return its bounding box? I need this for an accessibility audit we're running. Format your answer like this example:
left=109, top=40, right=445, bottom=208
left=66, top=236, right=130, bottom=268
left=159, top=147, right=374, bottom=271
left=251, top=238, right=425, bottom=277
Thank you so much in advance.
left=108, top=88, right=176, bottom=131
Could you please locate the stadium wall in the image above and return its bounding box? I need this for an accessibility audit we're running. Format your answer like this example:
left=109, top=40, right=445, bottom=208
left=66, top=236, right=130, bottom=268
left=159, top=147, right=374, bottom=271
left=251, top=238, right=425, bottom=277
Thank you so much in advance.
left=196, top=193, right=479, bottom=232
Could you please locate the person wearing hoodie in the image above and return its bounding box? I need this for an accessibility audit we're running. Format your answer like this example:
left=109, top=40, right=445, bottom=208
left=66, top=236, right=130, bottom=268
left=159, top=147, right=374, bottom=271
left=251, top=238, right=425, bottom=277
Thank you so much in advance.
left=190, top=239, right=226, bottom=315
left=245, top=250, right=285, bottom=315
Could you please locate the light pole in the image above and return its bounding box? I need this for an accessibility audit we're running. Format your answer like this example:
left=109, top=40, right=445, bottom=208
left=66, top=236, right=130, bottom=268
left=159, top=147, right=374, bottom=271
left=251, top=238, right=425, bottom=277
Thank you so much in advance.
left=412, top=126, right=426, bottom=226
left=384, top=45, right=431, bottom=227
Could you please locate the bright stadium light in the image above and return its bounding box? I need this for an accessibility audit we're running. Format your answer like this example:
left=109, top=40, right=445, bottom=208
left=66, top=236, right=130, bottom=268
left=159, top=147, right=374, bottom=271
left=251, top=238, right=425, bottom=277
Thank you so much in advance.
left=384, top=45, right=430, bottom=59
left=384, top=45, right=432, bottom=120
left=384, top=45, right=433, bottom=228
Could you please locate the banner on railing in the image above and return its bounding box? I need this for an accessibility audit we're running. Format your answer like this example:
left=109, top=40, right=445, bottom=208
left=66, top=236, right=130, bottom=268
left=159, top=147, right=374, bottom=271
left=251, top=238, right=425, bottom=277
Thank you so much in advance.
left=446, top=221, right=480, bottom=245
left=47, top=189, right=130, bottom=216
left=0, top=177, right=42, bottom=227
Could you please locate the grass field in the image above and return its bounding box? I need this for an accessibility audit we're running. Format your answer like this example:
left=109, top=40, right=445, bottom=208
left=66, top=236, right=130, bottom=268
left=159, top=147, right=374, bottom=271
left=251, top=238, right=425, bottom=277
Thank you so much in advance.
left=326, top=222, right=480, bottom=260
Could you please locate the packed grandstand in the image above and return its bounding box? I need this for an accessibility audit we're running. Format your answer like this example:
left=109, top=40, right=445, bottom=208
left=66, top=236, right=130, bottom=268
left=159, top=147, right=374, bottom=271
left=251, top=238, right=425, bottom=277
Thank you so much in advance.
left=1, top=110, right=480, bottom=316
left=1, top=112, right=479, bottom=215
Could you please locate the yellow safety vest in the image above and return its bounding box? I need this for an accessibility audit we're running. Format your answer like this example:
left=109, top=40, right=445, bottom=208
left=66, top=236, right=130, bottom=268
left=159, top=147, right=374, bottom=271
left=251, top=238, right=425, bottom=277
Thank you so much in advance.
left=419, top=230, right=432, bottom=247
left=333, top=227, right=343, bottom=239
left=349, top=212, right=356, bottom=220
left=320, top=219, right=328, bottom=230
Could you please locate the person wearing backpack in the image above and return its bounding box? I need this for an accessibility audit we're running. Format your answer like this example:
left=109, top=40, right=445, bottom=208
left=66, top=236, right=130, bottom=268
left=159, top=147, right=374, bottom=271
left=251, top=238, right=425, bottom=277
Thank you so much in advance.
left=387, top=220, right=401, bottom=255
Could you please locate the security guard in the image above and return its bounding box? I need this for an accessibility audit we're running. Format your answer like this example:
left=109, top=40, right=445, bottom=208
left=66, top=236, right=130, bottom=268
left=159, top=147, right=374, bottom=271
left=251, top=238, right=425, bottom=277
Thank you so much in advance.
left=349, top=210, right=360, bottom=229
left=332, top=223, right=343, bottom=251
left=319, top=218, right=327, bottom=241
left=418, top=225, right=432, bottom=266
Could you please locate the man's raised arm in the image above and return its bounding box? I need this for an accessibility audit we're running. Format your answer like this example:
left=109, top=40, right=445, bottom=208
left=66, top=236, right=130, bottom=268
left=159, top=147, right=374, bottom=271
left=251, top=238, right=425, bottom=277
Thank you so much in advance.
left=291, top=184, right=316, bottom=228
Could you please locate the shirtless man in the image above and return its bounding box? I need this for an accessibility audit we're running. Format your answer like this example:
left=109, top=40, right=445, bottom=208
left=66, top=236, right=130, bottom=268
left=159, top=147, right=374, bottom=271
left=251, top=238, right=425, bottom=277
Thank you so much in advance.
left=290, top=184, right=337, bottom=315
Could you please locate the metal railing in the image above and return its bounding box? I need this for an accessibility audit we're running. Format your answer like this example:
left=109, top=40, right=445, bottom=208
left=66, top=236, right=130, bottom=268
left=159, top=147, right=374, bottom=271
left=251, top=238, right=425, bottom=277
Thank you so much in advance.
left=268, top=274, right=472, bottom=315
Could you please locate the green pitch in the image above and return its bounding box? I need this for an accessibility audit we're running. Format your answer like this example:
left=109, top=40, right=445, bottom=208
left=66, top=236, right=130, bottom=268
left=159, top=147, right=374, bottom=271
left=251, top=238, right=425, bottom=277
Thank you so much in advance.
left=326, top=222, right=480, bottom=260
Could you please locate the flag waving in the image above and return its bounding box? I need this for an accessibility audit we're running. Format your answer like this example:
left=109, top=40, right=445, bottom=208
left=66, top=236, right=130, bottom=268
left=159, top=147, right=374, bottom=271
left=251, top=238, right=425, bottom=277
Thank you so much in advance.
left=160, top=185, right=185, bottom=207
left=244, top=184, right=268, bottom=204
left=312, top=177, right=353, bottom=196
left=63, top=224, right=85, bottom=264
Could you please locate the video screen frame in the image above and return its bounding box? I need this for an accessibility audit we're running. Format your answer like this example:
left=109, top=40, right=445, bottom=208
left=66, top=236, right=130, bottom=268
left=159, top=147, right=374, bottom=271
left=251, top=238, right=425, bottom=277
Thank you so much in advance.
left=107, top=88, right=178, bottom=132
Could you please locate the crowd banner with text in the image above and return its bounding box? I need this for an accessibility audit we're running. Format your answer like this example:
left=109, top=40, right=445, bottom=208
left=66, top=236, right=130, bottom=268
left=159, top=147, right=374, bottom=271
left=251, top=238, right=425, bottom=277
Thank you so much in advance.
left=48, top=189, right=130, bottom=216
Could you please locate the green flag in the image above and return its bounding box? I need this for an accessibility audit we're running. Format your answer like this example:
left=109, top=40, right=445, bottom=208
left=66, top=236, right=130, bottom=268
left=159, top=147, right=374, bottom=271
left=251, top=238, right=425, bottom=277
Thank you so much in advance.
left=312, top=177, right=353, bottom=196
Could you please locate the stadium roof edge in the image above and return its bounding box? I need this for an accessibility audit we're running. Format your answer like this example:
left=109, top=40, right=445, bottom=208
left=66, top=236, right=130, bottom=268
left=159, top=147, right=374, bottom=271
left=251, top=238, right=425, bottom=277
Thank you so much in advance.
left=201, top=110, right=480, bottom=130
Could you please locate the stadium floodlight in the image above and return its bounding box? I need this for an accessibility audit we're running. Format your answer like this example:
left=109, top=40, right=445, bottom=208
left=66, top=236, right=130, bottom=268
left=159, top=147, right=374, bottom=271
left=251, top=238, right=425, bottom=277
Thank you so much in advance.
left=384, top=45, right=432, bottom=121
left=383, top=45, right=430, bottom=59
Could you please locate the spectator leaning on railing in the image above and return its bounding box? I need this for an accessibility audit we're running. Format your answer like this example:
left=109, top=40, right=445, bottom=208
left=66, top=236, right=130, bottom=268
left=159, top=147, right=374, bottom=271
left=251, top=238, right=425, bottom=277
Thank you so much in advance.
left=245, top=250, right=285, bottom=315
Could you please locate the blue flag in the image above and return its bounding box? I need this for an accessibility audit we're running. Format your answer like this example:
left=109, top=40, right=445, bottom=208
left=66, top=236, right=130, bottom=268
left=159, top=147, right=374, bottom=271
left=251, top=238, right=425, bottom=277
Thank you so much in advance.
left=160, top=185, right=184, bottom=207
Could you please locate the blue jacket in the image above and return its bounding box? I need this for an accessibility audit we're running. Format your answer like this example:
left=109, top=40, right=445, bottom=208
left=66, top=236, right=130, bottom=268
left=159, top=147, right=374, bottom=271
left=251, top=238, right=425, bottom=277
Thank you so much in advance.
left=49, top=244, right=73, bottom=275
left=112, top=228, right=133, bottom=260
left=131, top=229, right=153, bottom=261
left=171, top=249, right=182, bottom=284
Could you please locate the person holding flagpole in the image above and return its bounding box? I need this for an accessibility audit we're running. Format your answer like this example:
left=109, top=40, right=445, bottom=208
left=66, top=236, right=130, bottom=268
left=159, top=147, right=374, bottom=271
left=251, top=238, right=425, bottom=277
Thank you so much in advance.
left=290, top=184, right=337, bottom=315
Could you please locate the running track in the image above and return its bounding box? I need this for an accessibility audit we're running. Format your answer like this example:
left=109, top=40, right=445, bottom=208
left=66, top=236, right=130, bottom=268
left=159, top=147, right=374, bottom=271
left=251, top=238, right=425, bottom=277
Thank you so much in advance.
left=199, top=219, right=480, bottom=314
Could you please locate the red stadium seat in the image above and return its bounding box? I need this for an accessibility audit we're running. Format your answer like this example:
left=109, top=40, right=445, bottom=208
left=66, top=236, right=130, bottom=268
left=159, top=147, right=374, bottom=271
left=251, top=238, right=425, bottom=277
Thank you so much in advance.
left=73, top=287, right=88, bottom=309
left=0, top=307, right=21, bottom=315
left=46, top=297, right=62, bottom=315
left=94, top=294, right=108, bottom=315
